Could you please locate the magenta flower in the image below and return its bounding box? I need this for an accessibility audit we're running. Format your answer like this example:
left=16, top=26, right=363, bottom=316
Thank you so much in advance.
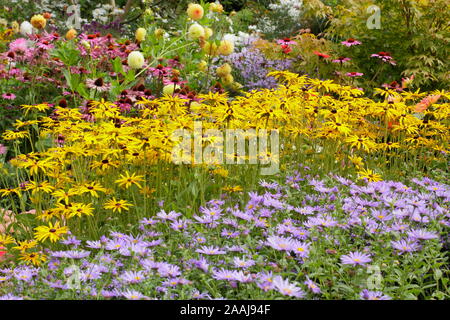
left=341, top=38, right=361, bottom=46
left=371, top=52, right=396, bottom=65
left=277, top=38, right=296, bottom=45
left=9, top=38, right=28, bottom=52
left=0, top=144, right=7, bottom=155
left=340, top=251, right=372, bottom=266
left=2, top=93, right=16, bottom=100
left=346, top=72, right=364, bottom=77
left=332, top=57, right=351, bottom=63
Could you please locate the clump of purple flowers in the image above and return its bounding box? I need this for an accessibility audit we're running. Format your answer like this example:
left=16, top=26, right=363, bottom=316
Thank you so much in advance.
left=227, top=40, right=293, bottom=90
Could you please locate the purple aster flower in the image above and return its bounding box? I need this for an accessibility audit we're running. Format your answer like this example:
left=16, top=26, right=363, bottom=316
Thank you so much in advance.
left=86, top=240, right=103, bottom=249
left=212, top=268, right=238, bottom=281
left=360, top=289, right=391, bottom=300
left=266, top=235, right=294, bottom=251
left=407, top=229, right=439, bottom=240
left=121, top=289, right=149, bottom=300
left=190, top=257, right=210, bottom=272
left=196, top=246, right=226, bottom=255
left=63, top=250, right=91, bottom=259
left=391, top=239, right=420, bottom=253
left=291, top=240, right=310, bottom=258
left=14, top=269, right=34, bottom=282
left=191, top=289, right=211, bottom=299
left=140, top=217, right=158, bottom=226
left=60, top=236, right=81, bottom=247
left=273, top=276, right=305, bottom=298
left=233, top=257, right=256, bottom=269
left=304, top=277, right=321, bottom=294
left=119, top=270, right=146, bottom=284
left=340, top=251, right=372, bottom=266
left=156, top=210, right=182, bottom=221
left=158, top=264, right=181, bottom=278
left=0, top=293, right=23, bottom=300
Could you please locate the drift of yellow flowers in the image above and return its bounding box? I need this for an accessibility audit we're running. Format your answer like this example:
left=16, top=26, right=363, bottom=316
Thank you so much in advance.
left=1, top=71, right=448, bottom=252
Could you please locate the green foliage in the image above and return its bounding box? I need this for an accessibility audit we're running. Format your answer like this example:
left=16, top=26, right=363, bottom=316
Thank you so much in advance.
left=325, top=0, right=450, bottom=91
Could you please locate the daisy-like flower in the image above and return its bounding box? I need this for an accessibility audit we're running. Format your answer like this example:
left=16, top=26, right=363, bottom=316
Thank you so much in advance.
left=304, top=277, right=321, bottom=294
left=341, top=38, right=361, bottom=46
left=104, top=198, right=133, bottom=213
left=2, top=93, right=16, bottom=100
left=120, top=270, right=146, bottom=284
left=371, top=52, right=396, bottom=65
left=196, top=245, right=226, bottom=255
left=115, top=171, right=145, bottom=189
left=360, top=289, right=391, bottom=300
left=277, top=38, right=296, bottom=45
left=346, top=72, right=364, bottom=77
left=332, top=57, right=351, bottom=64
left=86, top=77, right=111, bottom=92
left=273, top=276, right=305, bottom=298
left=391, top=239, right=419, bottom=253
left=340, top=251, right=372, bottom=266
left=34, top=222, right=69, bottom=243
left=212, top=268, right=238, bottom=281
left=407, top=229, right=439, bottom=240
left=233, top=257, right=256, bottom=269
left=121, top=289, right=148, bottom=300
left=266, top=235, right=294, bottom=251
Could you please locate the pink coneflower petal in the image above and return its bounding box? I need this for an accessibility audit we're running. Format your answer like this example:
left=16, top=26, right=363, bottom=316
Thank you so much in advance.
left=2, top=93, right=16, bottom=100
left=341, top=38, right=361, bottom=46
left=346, top=72, right=364, bottom=77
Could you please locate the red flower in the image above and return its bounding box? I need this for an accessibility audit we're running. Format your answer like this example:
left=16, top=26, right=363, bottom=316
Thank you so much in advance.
left=281, top=45, right=292, bottom=54
left=313, top=51, right=330, bottom=59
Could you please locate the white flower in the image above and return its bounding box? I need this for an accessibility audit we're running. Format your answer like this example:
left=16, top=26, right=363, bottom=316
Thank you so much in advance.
left=20, top=21, right=33, bottom=36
